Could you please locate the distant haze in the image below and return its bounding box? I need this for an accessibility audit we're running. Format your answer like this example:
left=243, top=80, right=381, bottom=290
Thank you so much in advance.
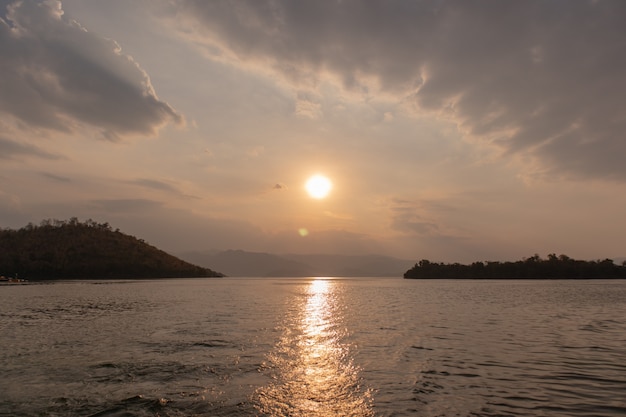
left=178, top=250, right=414, bottom=278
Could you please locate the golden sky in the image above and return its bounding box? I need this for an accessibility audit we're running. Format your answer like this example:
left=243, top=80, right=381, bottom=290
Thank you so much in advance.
left=1, top=0, right=626, bottom=262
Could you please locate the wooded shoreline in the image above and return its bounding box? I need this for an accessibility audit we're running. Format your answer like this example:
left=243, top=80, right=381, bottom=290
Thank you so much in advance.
left=0, top=218, right=223, bottom=280
left=404, top=254, right=626, bottom=279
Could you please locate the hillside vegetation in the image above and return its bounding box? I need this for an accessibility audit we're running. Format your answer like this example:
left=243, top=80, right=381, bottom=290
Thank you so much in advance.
left=404, top=254, right=626, bottom=279
left=0, top=218, right=223, bottom=280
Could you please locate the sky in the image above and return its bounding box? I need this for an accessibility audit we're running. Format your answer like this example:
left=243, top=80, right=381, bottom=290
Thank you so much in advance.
left=1, top=0, right=626, bottom=263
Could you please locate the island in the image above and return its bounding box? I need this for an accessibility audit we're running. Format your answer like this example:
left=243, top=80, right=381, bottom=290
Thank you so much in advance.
left=404, top=254, right=626, bottom=279
left=0, top=218, right=224, bottom=280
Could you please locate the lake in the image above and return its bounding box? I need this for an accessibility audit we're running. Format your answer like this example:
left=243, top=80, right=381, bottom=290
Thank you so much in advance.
left=1, top=278, right=625, bottom=416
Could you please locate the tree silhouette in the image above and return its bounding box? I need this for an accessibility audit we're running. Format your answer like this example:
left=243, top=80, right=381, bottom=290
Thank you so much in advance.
left=404, top=254, right=626, bottom=279
left=0, top=219, right=223, bottom=279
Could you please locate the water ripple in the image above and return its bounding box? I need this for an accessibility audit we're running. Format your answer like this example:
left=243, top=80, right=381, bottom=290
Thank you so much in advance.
left=1, top=279, right=625, bottom=416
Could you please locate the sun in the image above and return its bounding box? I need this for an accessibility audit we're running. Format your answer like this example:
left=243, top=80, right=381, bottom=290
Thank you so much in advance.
left=305, top=175, right=332, bottom=199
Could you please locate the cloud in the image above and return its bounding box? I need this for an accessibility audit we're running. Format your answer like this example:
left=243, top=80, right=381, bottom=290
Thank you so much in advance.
left=129, top=178, right=182, bottom=194
left=390, top=207, right=440, bottom=236
left=0, top=0, right=183, bottom=140
left=127, top=178, right=201, bottom=200
left=89, top=198, right=163, bottom=212
left=246, top=145, right=265, bottom=157
left=0, top=189, right=28, bottom=227
left=39, top=172, right=71, bottom=183
left=0, top=136, right=60, bottom=160
left=323, top=211, right=352, bottom=221
left=173, top=0, right=626, bottom=181
left=294, top=91, right=322, bottom=119
left=388, top=197, right=461, bottom=238
left=0, top=189, right=20, bottom=211
left=272, top=183, right=287, bottom=190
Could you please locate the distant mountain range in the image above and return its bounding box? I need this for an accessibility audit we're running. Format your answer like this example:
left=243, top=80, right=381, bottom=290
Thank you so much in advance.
left=177, top=249, right=415, bottom=277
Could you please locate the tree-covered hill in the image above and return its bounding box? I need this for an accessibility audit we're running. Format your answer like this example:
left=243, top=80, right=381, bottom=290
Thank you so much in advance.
left=0, top=218, right=223, bottom=280
left=404, top=254, right=626, bottom=279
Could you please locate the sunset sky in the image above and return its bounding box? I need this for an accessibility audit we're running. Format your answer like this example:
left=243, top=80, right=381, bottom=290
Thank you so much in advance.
left=2, top=0, right=626, bottom=262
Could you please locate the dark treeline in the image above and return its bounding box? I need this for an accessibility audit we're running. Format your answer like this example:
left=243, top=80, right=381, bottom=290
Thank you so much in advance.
left=404, top=254, right=626, bottom=279
left=0, top=218, right=223, bottom=280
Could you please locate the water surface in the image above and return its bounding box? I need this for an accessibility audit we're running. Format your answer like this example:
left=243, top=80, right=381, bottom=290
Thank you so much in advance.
left=1, top=278, right=625, bottom=416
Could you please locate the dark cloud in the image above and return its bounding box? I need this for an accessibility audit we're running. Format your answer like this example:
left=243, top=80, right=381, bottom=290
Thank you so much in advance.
left=0, top=136, right=60, bottom=160
left=175, top=0, right=626, bottom=180
left=0, top=0, right=182, bottom=140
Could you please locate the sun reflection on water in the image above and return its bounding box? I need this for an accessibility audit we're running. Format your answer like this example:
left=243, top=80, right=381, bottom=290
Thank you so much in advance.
left=255, top=279, right=373, bottom=416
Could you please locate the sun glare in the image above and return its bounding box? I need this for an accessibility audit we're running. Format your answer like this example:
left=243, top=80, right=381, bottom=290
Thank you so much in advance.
left=305, top=175, right=332, bottom=199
